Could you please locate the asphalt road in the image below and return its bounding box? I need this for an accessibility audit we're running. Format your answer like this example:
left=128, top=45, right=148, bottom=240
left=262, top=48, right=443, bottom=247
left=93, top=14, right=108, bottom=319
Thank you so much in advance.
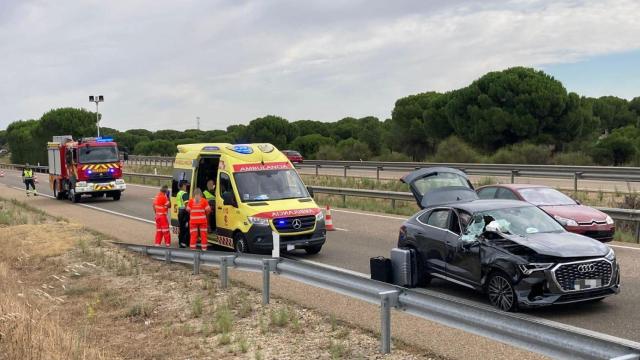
left=2, top=169, right=639, bottom=343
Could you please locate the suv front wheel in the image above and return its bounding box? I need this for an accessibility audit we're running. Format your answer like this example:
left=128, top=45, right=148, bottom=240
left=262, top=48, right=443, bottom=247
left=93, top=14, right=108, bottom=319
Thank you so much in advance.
left=487, top=271, right=518, bottom=312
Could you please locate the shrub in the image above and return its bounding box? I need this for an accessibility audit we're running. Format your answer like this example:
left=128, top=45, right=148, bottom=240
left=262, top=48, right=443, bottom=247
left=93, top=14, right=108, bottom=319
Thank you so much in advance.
left=336, top=139, right=372, bottom=160
left=316, top=145, right=341, bottom=160
left=372, top=149, right=412, bottom=162
left=432, top=136, right=481, bottom=163
left=214, top=304, right=233, bottom=334
left=552, top=152, right=594, bottom=166
left=490, top=143, right=552, bottom=164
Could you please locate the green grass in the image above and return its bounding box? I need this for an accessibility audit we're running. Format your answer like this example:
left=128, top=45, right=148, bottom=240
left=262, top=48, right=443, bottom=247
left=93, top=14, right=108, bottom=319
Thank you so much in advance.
left=214, top=304, right=233, bottom=334
left=270, top=307, right=290, bottom=328
left=191, top=295, right=203, bottom=318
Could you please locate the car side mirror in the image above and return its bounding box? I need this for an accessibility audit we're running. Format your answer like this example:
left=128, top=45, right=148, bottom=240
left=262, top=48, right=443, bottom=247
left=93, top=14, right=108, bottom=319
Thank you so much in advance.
left=307, top=186, right=314, bottom=198
left=222, top=192, right=236, bottom=207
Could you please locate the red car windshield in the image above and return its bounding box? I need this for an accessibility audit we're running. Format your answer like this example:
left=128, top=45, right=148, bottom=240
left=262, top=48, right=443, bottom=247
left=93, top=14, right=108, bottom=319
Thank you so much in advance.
left=518, top=187, right=576, bottom=206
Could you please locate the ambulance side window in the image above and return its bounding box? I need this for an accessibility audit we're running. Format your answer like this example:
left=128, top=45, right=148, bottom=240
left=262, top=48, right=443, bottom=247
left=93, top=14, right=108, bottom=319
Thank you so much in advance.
left=219, top=173, right=234, bottom=197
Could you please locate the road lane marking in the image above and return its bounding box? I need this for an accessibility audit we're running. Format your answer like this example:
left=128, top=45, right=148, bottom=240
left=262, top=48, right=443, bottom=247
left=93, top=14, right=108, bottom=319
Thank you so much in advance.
left=10, top=186, right=156, bottom=225
left=331, top=208, right=407, bottom=221
left=610, top=244, right=640, bottom=251
left=291, top=258, right=369, bottom=278
left=334, top=227, right=349, bottom=232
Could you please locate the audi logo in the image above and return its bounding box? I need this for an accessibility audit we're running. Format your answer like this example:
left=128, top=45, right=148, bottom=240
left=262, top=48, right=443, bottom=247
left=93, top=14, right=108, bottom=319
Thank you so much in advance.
left=291, top=219, right=302, bottom=230
left=577, top=263, right=596, bottom=273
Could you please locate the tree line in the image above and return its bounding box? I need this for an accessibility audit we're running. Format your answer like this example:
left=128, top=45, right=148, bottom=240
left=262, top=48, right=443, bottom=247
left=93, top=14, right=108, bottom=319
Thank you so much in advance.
left=4, top=67, right=640, bottom=166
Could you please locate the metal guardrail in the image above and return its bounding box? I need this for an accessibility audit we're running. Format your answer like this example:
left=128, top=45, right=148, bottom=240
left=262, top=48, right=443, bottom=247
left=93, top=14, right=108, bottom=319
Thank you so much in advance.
left=122, top=156, right=640, bottom=191
left=115, top=242, right=640, bottom=359
left=307, top=186, right=640, bottom=242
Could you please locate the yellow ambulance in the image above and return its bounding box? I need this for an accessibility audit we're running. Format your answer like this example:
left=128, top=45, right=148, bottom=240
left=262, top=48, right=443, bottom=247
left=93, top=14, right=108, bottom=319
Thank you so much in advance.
left=169, top=143, right=326, bottom=254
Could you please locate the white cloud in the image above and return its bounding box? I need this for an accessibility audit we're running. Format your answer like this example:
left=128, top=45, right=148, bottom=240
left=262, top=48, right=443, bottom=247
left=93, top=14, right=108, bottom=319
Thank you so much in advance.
left=1, top=0, right=639, bottom=131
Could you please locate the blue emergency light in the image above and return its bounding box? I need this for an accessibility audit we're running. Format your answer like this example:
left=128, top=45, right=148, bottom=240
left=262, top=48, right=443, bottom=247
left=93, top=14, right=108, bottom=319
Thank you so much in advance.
left=231, top=145, right=253, bottom=154
left=96, top=137, right=113, bottom=143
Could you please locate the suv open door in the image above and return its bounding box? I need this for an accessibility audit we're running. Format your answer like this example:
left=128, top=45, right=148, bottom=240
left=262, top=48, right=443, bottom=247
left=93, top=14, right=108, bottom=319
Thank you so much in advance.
left=401, top=167, right=477, bottom=209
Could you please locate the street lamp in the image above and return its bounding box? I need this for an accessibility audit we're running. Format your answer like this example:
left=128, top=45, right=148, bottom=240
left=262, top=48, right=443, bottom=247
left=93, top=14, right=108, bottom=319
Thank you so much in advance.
left=89, top=95, right=104, bottom=137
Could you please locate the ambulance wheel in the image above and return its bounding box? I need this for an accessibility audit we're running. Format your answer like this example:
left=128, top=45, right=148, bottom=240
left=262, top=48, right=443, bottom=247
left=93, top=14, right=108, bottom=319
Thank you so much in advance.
left=304, top=245, right=322, bottom=255
left=233, top=233, right=248, bottom=253
left=112, top=192, right=121, bottom=201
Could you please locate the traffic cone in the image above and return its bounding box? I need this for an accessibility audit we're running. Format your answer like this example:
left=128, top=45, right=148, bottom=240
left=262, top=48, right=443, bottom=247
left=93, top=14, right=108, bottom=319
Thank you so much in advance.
left=0, top=170, right=4, bottom=177
left=325, top=205, right=335, bottom=231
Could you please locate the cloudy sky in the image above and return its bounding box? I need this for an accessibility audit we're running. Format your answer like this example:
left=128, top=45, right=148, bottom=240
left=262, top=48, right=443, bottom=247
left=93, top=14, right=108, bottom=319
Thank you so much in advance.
left=1, top=0, right=639, bottom=131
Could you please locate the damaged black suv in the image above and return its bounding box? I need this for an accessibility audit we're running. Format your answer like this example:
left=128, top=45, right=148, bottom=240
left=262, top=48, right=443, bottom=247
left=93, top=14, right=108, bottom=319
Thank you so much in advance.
left=398, top=167, right=620, bottom=311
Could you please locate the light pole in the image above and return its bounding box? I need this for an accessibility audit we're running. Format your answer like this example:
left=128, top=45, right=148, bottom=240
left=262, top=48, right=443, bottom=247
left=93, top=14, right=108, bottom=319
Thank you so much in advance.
left=89, top=95, right=104, bottom=137
left=197, top=116, right=200, bottom=130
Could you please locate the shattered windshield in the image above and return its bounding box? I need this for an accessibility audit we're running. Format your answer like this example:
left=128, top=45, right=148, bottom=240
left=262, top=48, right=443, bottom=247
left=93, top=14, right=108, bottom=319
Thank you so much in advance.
left=461, top=206, right=564, bottom=241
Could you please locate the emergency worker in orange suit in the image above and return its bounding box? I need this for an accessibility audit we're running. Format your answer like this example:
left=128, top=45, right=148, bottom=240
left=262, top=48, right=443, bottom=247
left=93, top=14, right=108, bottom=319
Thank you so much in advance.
left=153, top=185, right=171, bottom=246
left=186, top=188, right=211, bottom=250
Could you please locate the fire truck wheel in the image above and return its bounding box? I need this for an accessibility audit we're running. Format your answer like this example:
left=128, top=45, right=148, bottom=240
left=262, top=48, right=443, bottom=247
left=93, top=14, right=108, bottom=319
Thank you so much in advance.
left=112, top=192, right=121, bottom=201
left=70, top=190, right=81, bottom=203
left=53, top=181, right=65, bottom=200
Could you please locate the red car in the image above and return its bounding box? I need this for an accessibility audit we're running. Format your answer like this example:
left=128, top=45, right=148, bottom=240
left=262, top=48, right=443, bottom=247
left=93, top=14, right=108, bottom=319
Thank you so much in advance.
left=282, top=150, right=304, bottom=164
left=476, top=184, right=615, bottom=242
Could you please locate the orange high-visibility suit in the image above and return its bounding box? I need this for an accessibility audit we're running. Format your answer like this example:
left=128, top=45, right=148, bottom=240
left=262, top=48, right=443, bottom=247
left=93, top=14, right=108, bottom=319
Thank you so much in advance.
left=186, top=198, right=211, bottom=250
left=153, top=191, right=171, bottom=246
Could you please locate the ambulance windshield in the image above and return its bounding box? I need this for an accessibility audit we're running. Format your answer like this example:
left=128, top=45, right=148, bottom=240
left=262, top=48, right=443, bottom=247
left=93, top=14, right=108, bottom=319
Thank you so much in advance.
left=79, top=146, right=119, bottom=164
left=234, top=169, right=309, bottom=202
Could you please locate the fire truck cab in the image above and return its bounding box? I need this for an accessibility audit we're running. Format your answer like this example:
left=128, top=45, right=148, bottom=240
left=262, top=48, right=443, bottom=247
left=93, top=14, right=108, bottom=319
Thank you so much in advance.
left=48, top=135, right=126, bottom=202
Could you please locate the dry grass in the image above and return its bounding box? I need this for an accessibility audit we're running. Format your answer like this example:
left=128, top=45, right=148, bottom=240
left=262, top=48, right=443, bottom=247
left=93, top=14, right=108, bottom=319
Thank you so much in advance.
left=0, top=197, right=435, bottom=359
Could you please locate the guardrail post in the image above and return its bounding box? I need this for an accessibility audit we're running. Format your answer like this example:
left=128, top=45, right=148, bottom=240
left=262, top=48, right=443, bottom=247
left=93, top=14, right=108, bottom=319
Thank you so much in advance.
left=164, top=248, right=171, bottom=262
left=510, top=170, right=519, bottom=183
left=343, top=166, right=348, bottom=178
left=193, top=252, right=201, bottom=275
left=220, top=255, right=235, bottom=289
left=635, top=222, right=640, bottom=244
left=342, top=194, right=347, bottom=207
left=262, top=258, right=278, bottom=305
left=391, top=199, right=396, bottom=209
left=315, top=164, right=320, bottom=176
left=574, top=172, right=582, bottom=193
left=379, top=290, right=399, bottom=354
left=377, top=166, right=382, bottom=181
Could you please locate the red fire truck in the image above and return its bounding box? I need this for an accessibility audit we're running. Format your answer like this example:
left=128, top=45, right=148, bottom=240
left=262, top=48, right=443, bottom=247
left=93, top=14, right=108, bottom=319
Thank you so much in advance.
left=47, top=135, right=126, bottom=202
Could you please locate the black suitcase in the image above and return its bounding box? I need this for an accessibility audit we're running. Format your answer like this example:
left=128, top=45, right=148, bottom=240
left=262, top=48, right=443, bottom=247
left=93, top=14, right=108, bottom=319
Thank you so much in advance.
left=370, top=256, right=392, bottom=283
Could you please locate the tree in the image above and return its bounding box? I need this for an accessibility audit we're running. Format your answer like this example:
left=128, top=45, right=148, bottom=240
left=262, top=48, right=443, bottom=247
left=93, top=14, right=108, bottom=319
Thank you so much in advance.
left=6, top=120, right=39, bottom=164
left=134, top=139, right=176, bottom=156
left=591, top=133, right=636, bottom=165
left=245, top=115, right=297, bottom=149
left=432, top=136, right=480, bottom=163
left=330, top=117, right=359, bottom=142
left=0, top=130, right=6, bottom=147
left=289, top=134, right=334, bottom=159
left=29, top=108, right=100, bottom=164
left=389, top=92, right=441, bottom=160
left=292, top=120, right=330, bottom=137
left=591, top=96, right=637, bottom=132
left=154, top=129, right=184, bottom=140
left=355, top=116, right=384, bottom=155
left=446, top=67, right=578, bottom=150
left=125, top=129, right=154, bottom=138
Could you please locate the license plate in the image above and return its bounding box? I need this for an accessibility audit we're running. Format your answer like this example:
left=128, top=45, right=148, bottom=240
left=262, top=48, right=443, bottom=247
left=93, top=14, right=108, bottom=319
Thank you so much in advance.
left=287, top=244, right=295, bottom=251
left=573, top=279, right=602, bottom=290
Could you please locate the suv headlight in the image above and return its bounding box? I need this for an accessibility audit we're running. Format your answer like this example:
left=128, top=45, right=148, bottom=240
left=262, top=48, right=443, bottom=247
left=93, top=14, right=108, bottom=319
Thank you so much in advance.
left=518, top=263, right=554, bottom=275
left=315, top=211, right=324, bottom=221
left=554, top=215, right=578, bottom=227
left=247, top=216, right=270, bottom=226
left=605, top=215, right=614, bottom=225
left=605, top=248, right=615, bottom=261
left=115, top=179, right=125, bottom=185
left=76, top=181, right=87, bottom=187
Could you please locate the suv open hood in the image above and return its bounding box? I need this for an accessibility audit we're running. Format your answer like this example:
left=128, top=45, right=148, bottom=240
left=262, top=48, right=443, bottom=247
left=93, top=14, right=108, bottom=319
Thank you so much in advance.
left=502, top=232, right=609, bottom=258
left=401, top=167, right=477, bottom=209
